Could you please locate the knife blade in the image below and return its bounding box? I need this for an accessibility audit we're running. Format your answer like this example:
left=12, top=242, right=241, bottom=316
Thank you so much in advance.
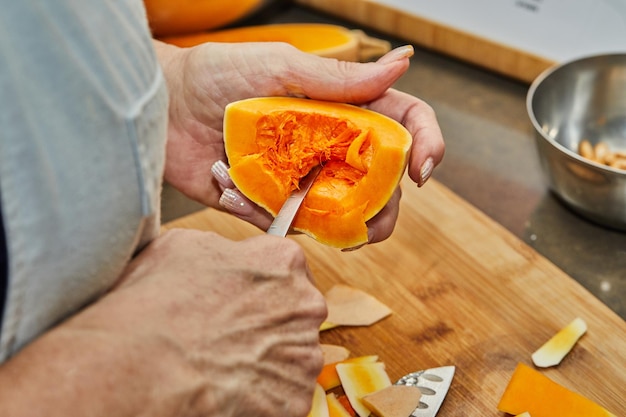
left=266, top=164, right=324, bottom=237
left=395, top=366, right=455, bottom=417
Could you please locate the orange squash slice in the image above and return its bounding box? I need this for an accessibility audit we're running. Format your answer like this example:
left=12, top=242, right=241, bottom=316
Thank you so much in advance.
left=531, top=317, right=587, bottom=368
left=497, top=363, right=617, bottom=417
left=223, top=97, right=412, bottom=248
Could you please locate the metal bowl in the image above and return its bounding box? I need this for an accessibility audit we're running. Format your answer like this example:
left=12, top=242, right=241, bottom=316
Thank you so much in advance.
left=527, top=54, right=626, bottom=231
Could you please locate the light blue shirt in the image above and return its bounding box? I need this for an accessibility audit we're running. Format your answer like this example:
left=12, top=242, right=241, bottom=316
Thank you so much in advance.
left=0, top=0, right=168, bottom=361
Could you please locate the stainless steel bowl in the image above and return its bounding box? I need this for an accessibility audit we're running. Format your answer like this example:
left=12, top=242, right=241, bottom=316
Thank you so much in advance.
left=527, top=54, right=626, bottom=231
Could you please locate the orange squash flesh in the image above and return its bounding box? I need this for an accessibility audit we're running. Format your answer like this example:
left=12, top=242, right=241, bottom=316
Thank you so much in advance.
left=161, top=23, right=356, bottom=54
left=497, top=363, right=617, bottom=417
left=223, top=97, right=412, bottom=248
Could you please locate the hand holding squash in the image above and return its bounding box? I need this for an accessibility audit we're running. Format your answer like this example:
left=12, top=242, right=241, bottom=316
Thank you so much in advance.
left=155, top=40, right=444, bottom=245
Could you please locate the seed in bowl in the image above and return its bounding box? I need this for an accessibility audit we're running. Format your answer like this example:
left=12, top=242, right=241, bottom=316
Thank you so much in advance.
left=578, top=139, right=626, bottom=170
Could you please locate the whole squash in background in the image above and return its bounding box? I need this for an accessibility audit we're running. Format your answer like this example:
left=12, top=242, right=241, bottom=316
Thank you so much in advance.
left=223, top=97, right=413, bottom=249
left=143, top=0, right=265, bottom=36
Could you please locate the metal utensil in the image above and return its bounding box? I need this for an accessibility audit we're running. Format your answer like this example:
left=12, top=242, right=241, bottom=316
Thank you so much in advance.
left=395, top=365, right=455, bottom=417
left=266, top=164, right=324, bottom=237
left=528, top=53, right=626, bottom=230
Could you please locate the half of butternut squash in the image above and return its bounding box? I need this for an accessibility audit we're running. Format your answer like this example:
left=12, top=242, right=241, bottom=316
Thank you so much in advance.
left=160, top=23, right=391, bottom=62
left=223, top=97, right=412, bottom=248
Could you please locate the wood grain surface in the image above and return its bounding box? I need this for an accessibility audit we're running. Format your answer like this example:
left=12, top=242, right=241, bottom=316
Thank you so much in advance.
left=162, top=177, right=625, bottom=416
left=295, top=0, right=556, bottom=83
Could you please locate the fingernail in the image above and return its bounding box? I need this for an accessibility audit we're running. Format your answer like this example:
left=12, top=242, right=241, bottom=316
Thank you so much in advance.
left=376, top=45, right=414, bottom=64
left=419, top=157, right=434, bottom=187
left=211, top=160, right=233, bottom=188
left=219, top=188, right=252, bottom=215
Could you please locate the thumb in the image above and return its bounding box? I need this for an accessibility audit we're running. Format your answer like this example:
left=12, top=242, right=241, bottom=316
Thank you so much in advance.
left=282, top=45, right=415, bottom=104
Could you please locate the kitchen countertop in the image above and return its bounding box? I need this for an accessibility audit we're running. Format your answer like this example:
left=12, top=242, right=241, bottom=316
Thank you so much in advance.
left=160, top=2, right=626, bottom=320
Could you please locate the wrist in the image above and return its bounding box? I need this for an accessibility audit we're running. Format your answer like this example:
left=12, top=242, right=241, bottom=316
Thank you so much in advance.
left=0, top=318, right=207, bottom=416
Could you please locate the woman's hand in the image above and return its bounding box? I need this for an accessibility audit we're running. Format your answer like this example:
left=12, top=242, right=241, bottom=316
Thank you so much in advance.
left=155, top=41, right=444, bottom=244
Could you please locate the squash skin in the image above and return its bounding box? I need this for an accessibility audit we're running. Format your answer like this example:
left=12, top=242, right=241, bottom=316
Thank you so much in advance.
left=223, top=97, right=412, bottom=248
left=144, top=0, right=262, bottom=36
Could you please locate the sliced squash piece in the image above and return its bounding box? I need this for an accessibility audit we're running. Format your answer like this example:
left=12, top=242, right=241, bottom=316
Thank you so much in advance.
left=361, top=385, right=422, bottom=417
left=308, top=383, right=330, bottom=417
left=317, top=355, right=379, bottom=391
left=323, top=284, right=392, bottom=328
left=531, top=317, right=587, bottom=368
left=320, top=321, right=340, bottom=331
left=223, top=97, right=412, bottom=248
left=327, top=393, right=355, bottom=417
left=497, top=363, right=617, bottom=417
left=336, top=362, right=392, bottom=417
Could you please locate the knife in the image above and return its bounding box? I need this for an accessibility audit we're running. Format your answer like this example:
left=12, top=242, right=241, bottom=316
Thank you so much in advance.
left=266, top=164, right=324, bottom=237
left=395, top=366, right=455, bottom=417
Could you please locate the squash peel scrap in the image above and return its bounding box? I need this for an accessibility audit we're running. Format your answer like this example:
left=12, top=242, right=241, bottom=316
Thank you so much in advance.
left=361, top=385, right=422, bottom=417
left=312, top=346, right=429, bottom=417
left=337, top=362, right=392, bottom=417
left=317, top=355, right=379, bottom=391
left=321, top=284, right=392, bottom=330
left=326, top=393, right=355, bottom=417
left=321, top=344, right=351, bottom=365
left=497, top=363, right=617, bottom=417
left=531, top=317, right=587, bottom=368
left=308, top=383, right=330, bottom=417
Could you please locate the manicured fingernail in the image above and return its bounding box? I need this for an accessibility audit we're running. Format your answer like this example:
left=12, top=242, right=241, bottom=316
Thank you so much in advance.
left=211, top=160, right=233, bottom=188
left=219, top=189, right=252, bottom=215
left=419, top=157, right=434, bottom=187
left=376, top=45, right=414, bottom=64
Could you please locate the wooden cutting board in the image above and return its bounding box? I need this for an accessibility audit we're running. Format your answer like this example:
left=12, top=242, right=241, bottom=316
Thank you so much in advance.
left=296, top=0, right=556, bottom=83
left=162, top=177, right=625, bottom=415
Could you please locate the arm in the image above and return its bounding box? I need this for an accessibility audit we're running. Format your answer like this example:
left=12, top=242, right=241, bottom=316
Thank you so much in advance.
left=0, top=230, right=326, bottom=417
left=153, top=40, right=445, bottom=244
